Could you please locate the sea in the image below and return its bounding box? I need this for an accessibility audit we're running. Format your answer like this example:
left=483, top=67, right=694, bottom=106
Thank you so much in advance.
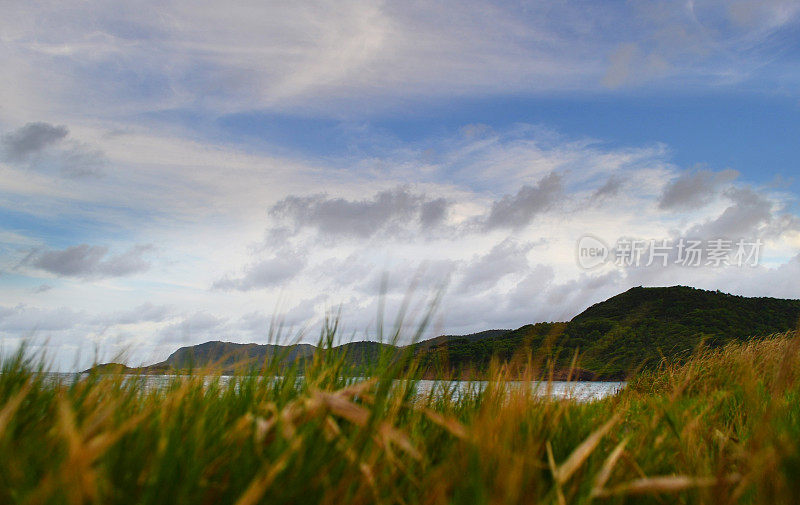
left=47, top=373, right=625, bottom=401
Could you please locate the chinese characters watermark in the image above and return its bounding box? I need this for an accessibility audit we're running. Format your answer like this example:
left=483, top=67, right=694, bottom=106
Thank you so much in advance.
left=577, top=235, right=762, bottom=270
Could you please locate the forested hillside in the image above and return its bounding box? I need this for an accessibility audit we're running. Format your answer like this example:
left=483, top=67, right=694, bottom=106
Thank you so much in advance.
left=419, top=286, right=800, bottom=378
left=89, top=286, right=800, bottom=379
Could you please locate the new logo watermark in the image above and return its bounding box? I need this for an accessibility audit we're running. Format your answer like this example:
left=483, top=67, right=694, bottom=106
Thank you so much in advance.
left=576, top=235, right=609, bottom=269
left=576, top=236, right=762, bottom=270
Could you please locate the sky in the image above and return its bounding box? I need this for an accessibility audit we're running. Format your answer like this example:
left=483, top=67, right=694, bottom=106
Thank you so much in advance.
left=1, top=0, right=800, bottom=371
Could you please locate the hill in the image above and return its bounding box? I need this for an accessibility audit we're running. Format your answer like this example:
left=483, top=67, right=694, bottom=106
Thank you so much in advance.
left=157, top=341, right=316, bottom=370
left=424, top=286, right=800, bottom=378
left=413, top=329, right=510, bottom=349
left=109, top=340, right=397, bottom=374
left=87, top=286, right=800, bottom=379
left=566, top=285, right=800, bottom=373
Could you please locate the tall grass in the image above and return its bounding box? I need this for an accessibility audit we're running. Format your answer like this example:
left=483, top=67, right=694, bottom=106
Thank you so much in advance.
left=1, top=328, right=799, bottom=504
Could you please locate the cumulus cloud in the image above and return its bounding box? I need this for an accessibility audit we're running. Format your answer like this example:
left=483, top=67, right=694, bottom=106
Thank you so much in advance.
left=356, top=260, right=454, bottom=296
left=236, top=301, right=326, bottom=338
left=0, top=122, right=106, bottom=177
left=0, top=304, right=85, bottom=333
left=159, top=312, right=228, bottom=343
left=95, top=303, right=172, bottom=326
left=685, top=187, right=775, bottom=238
left=488, top=265, right=624, bottom=323
left=483, top=172, right=562, bottom=229
left=282, top=296, right=329, bottom=328
left=1, top=122, right=68, bottom=160
left=213, top=252, right=307, bottom=291
left=420, top=198, right=449, bottom=227
left=0, top=121, right=796, bottom=367
left=269, top=187, right=450, bottom=239
left=591, top=175, right=625, bottom=200
left=440, top=265, right=611, bottom=334
left=238, top=311, right=274, bottom=336
left=458, top=239, right=533, bottom=292
left=56, top=143, right=107, bottom=178
left=658, top=169, right=739, bottom=210
left=24, top=244, right=152, bottom=279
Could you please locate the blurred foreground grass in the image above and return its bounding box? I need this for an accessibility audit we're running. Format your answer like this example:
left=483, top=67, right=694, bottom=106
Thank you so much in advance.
left=1, top=326, right=799, bottom=504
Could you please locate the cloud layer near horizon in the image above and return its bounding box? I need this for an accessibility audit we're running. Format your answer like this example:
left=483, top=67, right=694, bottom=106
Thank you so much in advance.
left=2, top=119, right=798, bottom=371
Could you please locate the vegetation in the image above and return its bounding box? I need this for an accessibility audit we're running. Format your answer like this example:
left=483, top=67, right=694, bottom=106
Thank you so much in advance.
left=3, top=318, right=800, bottom=504
left=415, top=286, right=800, bottom=378
left=120, top=286, right=800, bottom=380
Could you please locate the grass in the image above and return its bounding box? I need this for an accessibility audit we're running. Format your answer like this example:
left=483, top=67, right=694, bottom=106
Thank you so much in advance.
left=1, top=323, right=799, bottom=504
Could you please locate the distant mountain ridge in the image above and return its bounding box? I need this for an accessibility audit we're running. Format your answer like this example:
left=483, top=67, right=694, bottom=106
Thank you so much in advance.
left=142, top=329, right=511, bottom=373
left=161, top=341, right=316, bottom=370
left=88, top=286, right=800, bottom=379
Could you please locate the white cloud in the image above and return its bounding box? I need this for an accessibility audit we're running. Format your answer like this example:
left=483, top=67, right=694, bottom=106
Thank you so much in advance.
left=1, top=0, right=797, bottom=120
left=658, top=168, right=739, bottom=210
left=0, top=304, right=86, bottom=333
left=1, top=122, right=68, bottom=160
left=458, top=239, right=534, bottom=292
left=158, top=312, right=228, bottom=344
left=684, top=187, right=782, bottom=238
left=268, top=187, right=451, bottom=239
left=22, top=244, right=152, bottom=279
left=0, top=122, right=106, bottom=178
left=94, top=303, right=172, bottom=326
left=213, top=251, right=307, bottom=291
left=2, top=123, right=796, bottom=366
left=482, top=173, right=563, bottom=230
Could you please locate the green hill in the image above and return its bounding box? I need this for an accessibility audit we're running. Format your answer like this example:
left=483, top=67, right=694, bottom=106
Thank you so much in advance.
left=118, top=340, right=395, bottom=374
left=87, top=286, right=800, bottom=379
left=422, top=286, right=800, bottom=379
left=565, top=285, right=800, bottom=375
left=159, top=341, right=316, bottom=370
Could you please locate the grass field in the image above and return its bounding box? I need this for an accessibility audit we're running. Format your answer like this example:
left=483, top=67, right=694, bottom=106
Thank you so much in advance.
left=1, top=326, right=799, bottom=504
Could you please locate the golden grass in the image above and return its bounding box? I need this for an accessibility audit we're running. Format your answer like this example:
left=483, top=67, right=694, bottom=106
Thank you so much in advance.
left=1, top=330, right=798, bottom=504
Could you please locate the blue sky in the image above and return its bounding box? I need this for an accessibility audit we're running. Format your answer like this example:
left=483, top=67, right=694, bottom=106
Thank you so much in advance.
left=210, top=92, right=800, bottom=185
left=1, top=0, right=800, bottom=370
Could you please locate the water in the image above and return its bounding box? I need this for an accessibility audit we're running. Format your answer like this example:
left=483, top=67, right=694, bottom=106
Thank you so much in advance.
left=50, top=373, right=625, bottom=401
left=414, top=380, right=625, bottom=402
